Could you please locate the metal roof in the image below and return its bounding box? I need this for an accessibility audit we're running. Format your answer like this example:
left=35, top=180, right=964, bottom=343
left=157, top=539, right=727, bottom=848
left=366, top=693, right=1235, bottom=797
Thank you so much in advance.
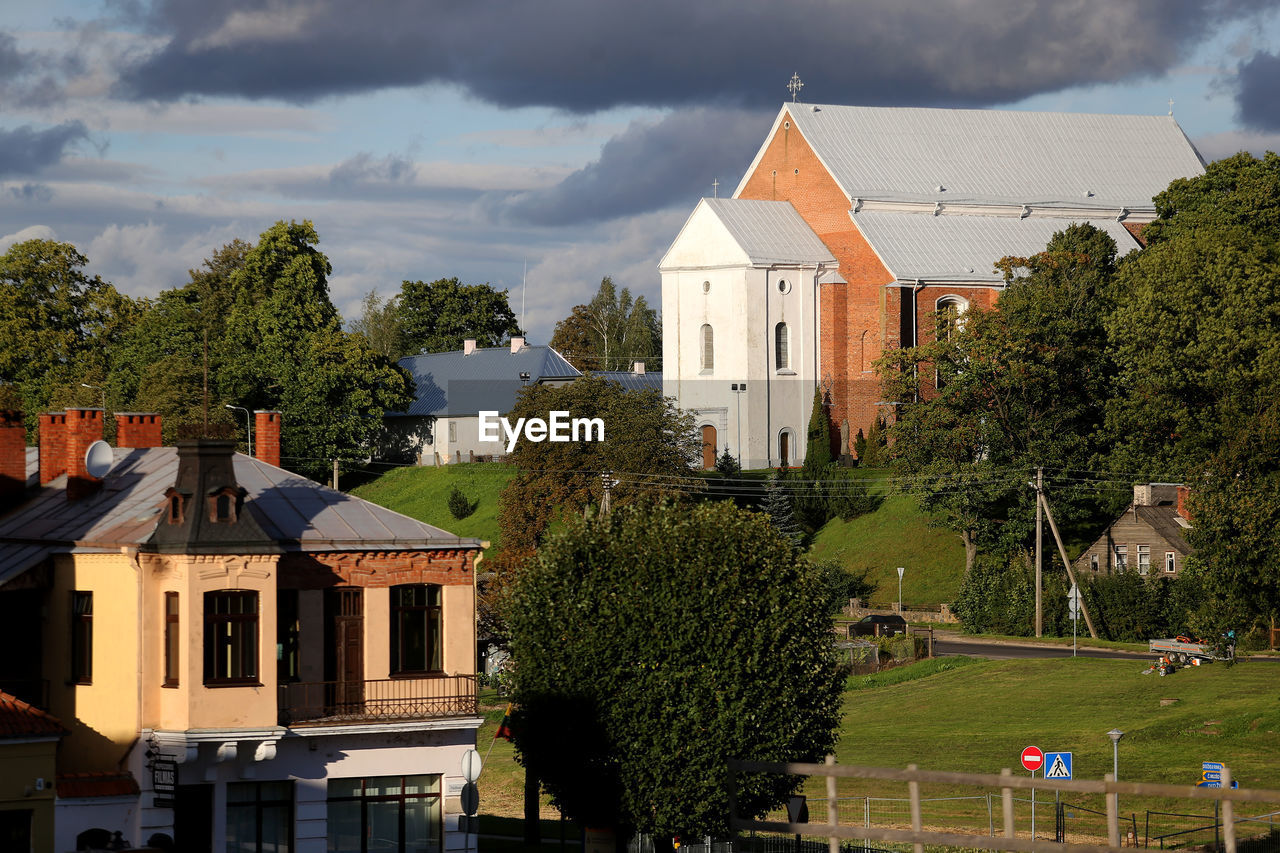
left=747, top=104, right=1205, bottom=211
left=851, top=210, right=1140, bottom=283
left=589, top=370, right=664, bottom=393
left=0, top=447, right=479, bottom=587
left=703, top=198, right=836, bottom=266
left=393, top=344, right=580, bottom=418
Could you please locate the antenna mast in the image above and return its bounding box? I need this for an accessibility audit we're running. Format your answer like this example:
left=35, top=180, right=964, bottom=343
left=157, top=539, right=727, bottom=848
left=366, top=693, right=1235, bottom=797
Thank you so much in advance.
left=521, top=260, right=527, bottom=334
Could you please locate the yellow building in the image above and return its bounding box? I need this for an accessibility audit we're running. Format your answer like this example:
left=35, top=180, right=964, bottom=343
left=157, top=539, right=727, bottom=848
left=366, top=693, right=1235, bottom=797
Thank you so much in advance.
left=0, top=691, right=63, bottom=852
left=0, top=409, right=484, bottom=853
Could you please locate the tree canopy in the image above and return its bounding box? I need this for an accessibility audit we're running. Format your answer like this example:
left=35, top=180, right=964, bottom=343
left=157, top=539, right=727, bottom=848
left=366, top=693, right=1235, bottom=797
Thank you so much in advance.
left=397, top=277, right=521, bottom=356
left=505, top=499, right=843, bottom=839
left=549, top=276, right=660, bottom=371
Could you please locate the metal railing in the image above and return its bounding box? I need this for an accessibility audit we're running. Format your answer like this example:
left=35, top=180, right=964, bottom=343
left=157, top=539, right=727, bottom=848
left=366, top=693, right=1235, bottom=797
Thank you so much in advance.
left=277, top=674, right=478, bottom=725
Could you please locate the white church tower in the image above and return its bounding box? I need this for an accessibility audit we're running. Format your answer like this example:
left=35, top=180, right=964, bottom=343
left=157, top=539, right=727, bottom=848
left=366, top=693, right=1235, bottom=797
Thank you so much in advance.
left=660, top=198, right=839, bottom=469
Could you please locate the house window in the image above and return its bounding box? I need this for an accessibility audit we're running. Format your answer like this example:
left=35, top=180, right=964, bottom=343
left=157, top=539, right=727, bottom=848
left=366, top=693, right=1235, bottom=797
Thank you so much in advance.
left=204, top=590, right=259, bottom=685
left=1089, top=553, right=1099, bottom=572
left=70, top=591, right=92, bottom=685
left=1114, top=545, right=1127, bottom=571
left=214, top=492, right=234, bottom=522
left=327, top=775, right=441, bottom=853
left=168, top=495, right=183, bottom=525
left=700, top=324, right=714, bottom=371
left=1137, top=545, right=1150, bottom=575
left=227, top=780, right=293, bottom=853
left=1165, top=551, right=1176, bottom=573
left=164, top=592, right=180, bottom=687
left=775, top=322, right=790, bottom=371
left=390, top=585, right=442, bottom=675
left=278, top=589, right=300, bottom=684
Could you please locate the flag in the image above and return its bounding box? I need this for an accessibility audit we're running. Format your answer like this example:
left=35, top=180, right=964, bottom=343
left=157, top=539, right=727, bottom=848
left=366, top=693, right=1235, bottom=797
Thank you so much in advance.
left=495, top=703, right=514, bottom=741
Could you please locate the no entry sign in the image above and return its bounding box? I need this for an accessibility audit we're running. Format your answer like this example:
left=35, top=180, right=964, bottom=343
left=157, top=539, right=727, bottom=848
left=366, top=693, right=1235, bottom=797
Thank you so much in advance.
left=1021, top=746, right=1045, bottom=773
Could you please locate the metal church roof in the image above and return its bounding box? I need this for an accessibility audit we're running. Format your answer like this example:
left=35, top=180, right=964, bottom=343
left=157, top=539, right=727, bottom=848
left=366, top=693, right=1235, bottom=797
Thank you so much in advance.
left=742, top=104, right=1205, bottom=211
left=700, top=198, right=837, bottom=266
left=393, top=344, right=580, bottom=418
left=852, top=210, right=1141, bottom=283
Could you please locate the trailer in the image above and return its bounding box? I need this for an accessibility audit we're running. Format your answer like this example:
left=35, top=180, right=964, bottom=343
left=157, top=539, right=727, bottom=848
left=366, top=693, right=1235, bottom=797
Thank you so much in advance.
left=1148, top=637, right=1233, bottom=663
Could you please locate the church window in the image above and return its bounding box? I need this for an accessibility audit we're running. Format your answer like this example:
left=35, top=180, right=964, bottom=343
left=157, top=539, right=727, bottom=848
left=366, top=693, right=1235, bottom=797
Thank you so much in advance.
left=935, top=296, right=968, bottom=340
left=700, top=325, right=714, bottom=371
left=701, top=280, right=711, bottom=294
left=777, top=279, right=791, bottom=294
left=775, top=323, right=790, bottom=370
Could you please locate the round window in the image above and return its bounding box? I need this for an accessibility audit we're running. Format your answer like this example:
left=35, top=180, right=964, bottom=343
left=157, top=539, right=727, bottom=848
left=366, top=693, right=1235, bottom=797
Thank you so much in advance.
left=777, top=279, right=791, bottom=294
left=702, top=280, right=711, bottom=294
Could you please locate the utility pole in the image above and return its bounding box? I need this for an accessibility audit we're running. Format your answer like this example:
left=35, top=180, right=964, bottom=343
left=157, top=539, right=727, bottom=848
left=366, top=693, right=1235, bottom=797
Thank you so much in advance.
left=1038, top=488, right=1099, bottom=639
left=1035, top=467, right=1043, bottom=637
left=600, top=470, right=615, bottom=516
left=333, top=459, right=340, bottom=492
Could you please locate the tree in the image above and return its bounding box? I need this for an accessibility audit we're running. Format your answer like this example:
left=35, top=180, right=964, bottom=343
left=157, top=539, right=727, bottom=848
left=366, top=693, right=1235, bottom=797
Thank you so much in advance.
left=504, top=500, right=843, bottom=840
left=804, top=387, right=833, bottom=468
left=495, top=374, right=698, bottom=565
left=1141, top=151, right=1280, bottom=246
left=551, top=277, right=661, bottom=372
left=397, top=277, right=520, bottom=355
left=0, top=239, right=139, bottom=437
left=349, top=289, right=404, bottom=359
left=763, top=469, right=803, bottom=548
left=880, top=223, right=1121, bottom=570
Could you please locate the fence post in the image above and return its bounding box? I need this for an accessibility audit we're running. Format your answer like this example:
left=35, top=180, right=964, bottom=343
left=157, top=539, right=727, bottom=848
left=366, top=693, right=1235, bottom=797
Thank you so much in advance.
left=826, top=755, right=839, bottom=853
left=1106, top=773, right=1120, bottom=848
left=1222, top=767, right=1236, bottom=853
left=1002, top=768, right=1015, bottom=839
left=907, top=764, right=923, bottom=853
left=987, top=793, right=994, bottom=837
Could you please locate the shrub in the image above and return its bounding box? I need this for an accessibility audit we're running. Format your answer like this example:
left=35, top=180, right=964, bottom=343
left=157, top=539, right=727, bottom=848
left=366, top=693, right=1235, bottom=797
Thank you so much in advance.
left=447, top=485, right=475, bottom=520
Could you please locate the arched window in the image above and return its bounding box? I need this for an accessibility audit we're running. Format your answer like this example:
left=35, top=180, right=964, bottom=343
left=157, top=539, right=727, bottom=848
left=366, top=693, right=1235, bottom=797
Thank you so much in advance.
left=935, top=296, right=969, bottom=340
left=700, top=324, right=714, bottom=371
left=775, top=322, right=790, bottom=370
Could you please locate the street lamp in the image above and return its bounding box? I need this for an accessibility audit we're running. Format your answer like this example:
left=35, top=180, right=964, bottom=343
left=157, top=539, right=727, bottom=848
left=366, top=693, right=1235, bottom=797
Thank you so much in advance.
left=225, top=405, right=252, bottom=456
left=80, top=382, right=105, bottom=411
left=730, top=383, right=747, bottom=470
left=1107, top=728, right=1124, bottom=780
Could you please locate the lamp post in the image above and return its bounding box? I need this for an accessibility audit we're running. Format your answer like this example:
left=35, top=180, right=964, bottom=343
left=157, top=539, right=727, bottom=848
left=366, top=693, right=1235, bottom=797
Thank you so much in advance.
left=80, top=382, right=105, bottom=411
left=897, top=566, right=905, bottom=614
left=1107, top=728, right=1124, bottom=781
left=730, top=383, right=747, bottom=469
left=225, top=405, right=252, bottom=456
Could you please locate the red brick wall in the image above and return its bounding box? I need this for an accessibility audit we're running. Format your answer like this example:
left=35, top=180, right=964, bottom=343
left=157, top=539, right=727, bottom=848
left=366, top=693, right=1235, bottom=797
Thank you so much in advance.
left=65, top=408, right=103, bottom=500
left=116, top=413, right=162, bottom=448
left=279, top=549, right=478, bottom=589
left=255, top=410, right=281, bottom=467
left=1123, top=221, right=1148, bottom=247
left=39, top=412, right=66, bottom=484
left=0, top=410, right=24, bottom=501
left=738, top=111, right=899, bottom=442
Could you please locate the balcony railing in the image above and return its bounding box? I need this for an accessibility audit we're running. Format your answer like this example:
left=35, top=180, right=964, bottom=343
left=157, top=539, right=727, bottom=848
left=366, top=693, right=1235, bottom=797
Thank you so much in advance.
left=277, top=674, right=478, bottom=726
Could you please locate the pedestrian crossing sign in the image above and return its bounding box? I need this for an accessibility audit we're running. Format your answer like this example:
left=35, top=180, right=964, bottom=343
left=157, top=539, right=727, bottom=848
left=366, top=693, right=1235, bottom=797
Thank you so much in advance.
left=1044, top=752, right=1073, bottom=780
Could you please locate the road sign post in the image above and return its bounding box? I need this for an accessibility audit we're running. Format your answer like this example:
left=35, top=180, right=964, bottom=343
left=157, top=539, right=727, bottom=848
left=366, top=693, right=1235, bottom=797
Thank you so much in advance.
left=1021, top=746, right=1044, bottom=839
left=1067, top=584, right=1081, bottom=656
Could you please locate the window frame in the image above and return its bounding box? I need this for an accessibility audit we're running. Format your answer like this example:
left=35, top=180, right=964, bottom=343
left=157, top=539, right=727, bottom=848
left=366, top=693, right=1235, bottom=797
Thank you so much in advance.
left=700, top=324, right=714, bottom=372
left=1114, top=544, right=1127, bottom=571
left=227, top=780, right=294, bottom=853
left=163, top=592, right=180, bottom=688
left=70, top=591, right=93, bottom=685
left=774, top=322, right=790, bottom=372
left=326, top=775, right=442, bottom=853
left=1165, top=551, right=1176, bottom=573
left=204, top=590, right=260, bottom=687
left=389, top=584, right=443, bottom=677
left=1137, top=544, right=1151, bottom=575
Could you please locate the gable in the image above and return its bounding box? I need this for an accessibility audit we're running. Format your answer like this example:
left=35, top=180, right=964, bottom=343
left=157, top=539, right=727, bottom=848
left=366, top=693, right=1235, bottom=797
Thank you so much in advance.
left=659, top=200, right=754, bottom=270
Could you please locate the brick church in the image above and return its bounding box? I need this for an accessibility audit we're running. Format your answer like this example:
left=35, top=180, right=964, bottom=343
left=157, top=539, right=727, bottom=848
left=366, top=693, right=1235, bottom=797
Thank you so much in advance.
left=660, top=101, right=1206, bottom=469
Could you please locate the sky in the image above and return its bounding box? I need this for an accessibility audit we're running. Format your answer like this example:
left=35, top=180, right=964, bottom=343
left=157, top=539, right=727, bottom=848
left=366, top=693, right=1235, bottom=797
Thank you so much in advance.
left=3, top=0, right=1280, bottom=344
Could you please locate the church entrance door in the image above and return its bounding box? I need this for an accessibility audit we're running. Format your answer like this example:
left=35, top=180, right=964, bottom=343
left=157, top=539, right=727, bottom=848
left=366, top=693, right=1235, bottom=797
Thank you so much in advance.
left=701, top=425, right=717, bottom=469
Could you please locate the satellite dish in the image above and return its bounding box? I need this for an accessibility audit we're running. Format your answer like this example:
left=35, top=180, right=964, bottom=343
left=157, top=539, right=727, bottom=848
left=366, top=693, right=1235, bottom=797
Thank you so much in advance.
left=84, top=440, right=114, bottom=479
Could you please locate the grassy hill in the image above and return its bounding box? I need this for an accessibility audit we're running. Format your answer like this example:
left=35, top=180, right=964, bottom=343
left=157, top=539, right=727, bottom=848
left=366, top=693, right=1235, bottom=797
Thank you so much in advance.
left=349, top=463, right=515, bottom=546
left=808, top=469, right=965, bottom=607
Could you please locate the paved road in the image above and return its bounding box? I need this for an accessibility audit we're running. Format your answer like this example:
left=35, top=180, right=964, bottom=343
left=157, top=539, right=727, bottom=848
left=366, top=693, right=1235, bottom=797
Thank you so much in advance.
left=929, top=630, right=1279, bottom=662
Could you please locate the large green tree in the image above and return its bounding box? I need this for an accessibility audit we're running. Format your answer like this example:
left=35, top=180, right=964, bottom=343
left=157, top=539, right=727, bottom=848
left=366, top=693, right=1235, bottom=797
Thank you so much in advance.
left=397, top=277, right=520, bottom=355
left=505, top=499, right=844, bottom=840
left=550, top=277, right=660, bottom=371
left=495, top=374, right=698, bottom=567
left=880, top=224, right=1120, bottom=569
left=0, top=239, right=139, bottom=436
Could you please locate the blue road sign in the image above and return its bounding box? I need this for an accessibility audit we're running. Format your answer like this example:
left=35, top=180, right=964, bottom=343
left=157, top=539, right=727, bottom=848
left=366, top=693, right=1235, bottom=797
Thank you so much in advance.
left=1196, top=780, right=1240, bottom=789
left=1203, top=771, right=1222, bottom=781
left=1044, top=752, right=1073, bottom=780
left=1203, top=762, right=1224, bottom=772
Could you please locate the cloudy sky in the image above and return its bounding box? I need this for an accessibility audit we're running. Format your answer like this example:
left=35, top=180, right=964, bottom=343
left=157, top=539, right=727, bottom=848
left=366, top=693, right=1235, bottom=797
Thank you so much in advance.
left=3, top=0, right=1280, bottom=342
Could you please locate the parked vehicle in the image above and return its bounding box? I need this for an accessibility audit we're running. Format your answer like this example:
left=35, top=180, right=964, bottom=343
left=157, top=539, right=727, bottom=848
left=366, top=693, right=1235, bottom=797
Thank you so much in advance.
left=848, top=614, right=908, bottom=638
left=1148, top=635, right=1234, bottom=663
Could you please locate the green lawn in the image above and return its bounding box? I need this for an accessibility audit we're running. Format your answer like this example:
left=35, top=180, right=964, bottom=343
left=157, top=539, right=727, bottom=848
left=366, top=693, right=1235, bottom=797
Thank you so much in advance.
left=808, top=469, right=965, bottom=607
left=349, top=463, right=515, bottom=546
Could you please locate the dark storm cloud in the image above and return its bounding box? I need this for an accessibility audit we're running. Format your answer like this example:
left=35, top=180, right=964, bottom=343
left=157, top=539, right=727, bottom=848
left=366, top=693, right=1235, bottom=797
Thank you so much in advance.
left=0, top=122, right=90, bottom=177
left=488, top=108, right=770, bottom=226
left=1236, top=51, right=1280, bottom=130
left=114, top=0, right=1272, bottom=111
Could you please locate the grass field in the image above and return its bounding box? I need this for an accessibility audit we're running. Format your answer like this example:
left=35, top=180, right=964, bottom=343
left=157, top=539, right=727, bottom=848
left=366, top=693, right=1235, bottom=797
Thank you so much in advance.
left=349, top=463, right=515, bottom=546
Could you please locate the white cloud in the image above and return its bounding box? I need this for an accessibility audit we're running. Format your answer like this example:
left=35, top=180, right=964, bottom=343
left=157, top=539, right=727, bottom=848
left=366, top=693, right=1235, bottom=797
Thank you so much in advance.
left=0, top=224, right=58, bottom=252
left=1194, top=129, right=1280, bottom=160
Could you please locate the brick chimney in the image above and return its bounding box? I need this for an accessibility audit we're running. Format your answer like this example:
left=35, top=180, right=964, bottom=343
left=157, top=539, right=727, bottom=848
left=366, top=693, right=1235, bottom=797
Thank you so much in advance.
left=463, top=339, right=477, bottom=356
left=510, top=336, right=525, bottom=354
left=0, top=410, right=25, bottom=504
left=633, top=361, right=645, bottom=374
left=254, top=411, right=281, bottom=468
left=65, top=408, right=104, bottom=501
left=1177, top=485, right=1191, bottom=521
left=39, top=412, right=67, bottom=485
left=116, top=413, right=163, bottom=448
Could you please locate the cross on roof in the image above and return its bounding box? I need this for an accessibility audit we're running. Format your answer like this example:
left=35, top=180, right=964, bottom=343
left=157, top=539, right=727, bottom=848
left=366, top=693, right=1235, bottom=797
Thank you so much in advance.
left=712, top=178, right=719, bottom=198
left=1168, top=97, right=1174, bottom=116
left=788, top=73, right=804, bottom=102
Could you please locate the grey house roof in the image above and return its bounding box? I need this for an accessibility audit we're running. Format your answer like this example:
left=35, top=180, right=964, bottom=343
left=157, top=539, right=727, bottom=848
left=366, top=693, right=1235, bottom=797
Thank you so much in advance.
left=701, top=198, right=837, bottom=266
left=853, top=210, right=1141, bottom=283
left=589, top=370, right=664, bottom=393
left=392, top=345, right=580, bottom=418
left=740, top=104, right=1205, bottom=211
left=0, top=447, right=479, bottom=587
